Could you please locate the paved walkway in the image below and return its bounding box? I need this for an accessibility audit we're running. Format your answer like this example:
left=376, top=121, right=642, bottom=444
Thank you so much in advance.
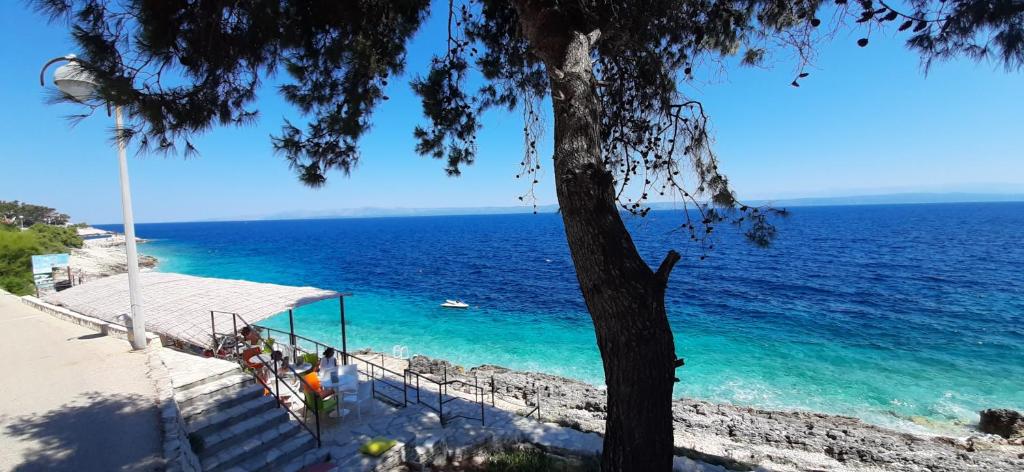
left=0, top=292, right=163, bottom=472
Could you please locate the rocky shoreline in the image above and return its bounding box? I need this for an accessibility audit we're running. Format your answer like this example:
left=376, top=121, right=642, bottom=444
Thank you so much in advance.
left=407, top=355, right=1024, bottom=471
left=69, top=233, right=158, bottom=282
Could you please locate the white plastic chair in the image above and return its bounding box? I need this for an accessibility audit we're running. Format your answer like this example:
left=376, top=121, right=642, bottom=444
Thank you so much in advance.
left=337, top=364, right=361, bottom=420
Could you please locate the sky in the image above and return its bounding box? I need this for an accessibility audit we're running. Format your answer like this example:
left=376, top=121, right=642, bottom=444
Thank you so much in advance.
left=1, top=2, right=1021, bottom=224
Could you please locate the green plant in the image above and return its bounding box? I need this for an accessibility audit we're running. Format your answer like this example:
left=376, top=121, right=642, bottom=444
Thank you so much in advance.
left=301, top=352, right=319, bottom=366
left=263, top=336, right=276, bottom=354
left=485, top=448, right=554, bottom=472
left=0, top=228, right=43, bottom=295
left=27, top=224, right=82, bottom=251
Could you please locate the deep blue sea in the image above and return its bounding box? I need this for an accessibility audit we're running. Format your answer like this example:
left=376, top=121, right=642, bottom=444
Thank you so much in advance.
left=100, top=202, right=1024, bottom=435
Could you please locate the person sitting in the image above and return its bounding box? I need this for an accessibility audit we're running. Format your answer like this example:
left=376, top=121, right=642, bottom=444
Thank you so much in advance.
left=240, top=326, right=261, bottom=346
left=320, top=348, right=338, bottom=375
left=240, top=326, right=265, bottom=369
left=270, top=350, right=287, bottom=373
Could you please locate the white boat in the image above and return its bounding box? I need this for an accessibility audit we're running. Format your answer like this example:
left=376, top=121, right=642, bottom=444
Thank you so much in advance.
left=441, top=299, right=469, bottom=309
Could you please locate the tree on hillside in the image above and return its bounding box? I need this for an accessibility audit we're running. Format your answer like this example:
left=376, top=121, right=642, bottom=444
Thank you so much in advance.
left=0, top=200, right=70, bottom=226
left=34, top=1, right=1023, bottom=469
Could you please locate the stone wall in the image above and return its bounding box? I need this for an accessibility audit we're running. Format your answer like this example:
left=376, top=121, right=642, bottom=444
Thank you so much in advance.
left=146, top=341, right=203, bottom=472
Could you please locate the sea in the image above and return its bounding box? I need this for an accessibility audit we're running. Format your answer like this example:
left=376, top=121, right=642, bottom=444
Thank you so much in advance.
left=99, top=202, right=1024, bottom=435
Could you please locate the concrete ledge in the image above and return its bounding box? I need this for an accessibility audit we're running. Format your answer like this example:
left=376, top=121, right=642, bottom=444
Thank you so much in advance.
left=20, top=295, right=159, bottom=344
left=148, top=347, right=203, bottom=472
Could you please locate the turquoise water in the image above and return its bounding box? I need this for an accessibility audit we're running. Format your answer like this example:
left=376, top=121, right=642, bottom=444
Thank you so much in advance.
left=118, top=203, right=1024, bottom=435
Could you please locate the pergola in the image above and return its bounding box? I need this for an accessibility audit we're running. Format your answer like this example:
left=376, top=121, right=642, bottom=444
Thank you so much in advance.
left=44, top=272, right=350, bottom=354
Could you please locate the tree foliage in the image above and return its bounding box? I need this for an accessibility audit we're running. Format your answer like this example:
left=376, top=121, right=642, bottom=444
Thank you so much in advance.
left=28, top=224, right=85, bottom=252
left=32, top=0, right=1023, bottom=247
left=31, top=1, right=1022, bottom=468
left=0, top=200, right=70, bottom=226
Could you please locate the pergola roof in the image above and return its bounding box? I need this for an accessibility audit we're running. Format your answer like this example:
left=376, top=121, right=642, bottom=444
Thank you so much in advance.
left=44, top=272, right=343, bottom=348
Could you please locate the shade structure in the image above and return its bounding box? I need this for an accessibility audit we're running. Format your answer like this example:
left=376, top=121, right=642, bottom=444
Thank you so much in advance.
left=44, top=272, right=343, bottom=348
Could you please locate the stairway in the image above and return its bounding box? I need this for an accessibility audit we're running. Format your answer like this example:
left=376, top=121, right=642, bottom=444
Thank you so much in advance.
left=174, top=367, right=330, bottom=471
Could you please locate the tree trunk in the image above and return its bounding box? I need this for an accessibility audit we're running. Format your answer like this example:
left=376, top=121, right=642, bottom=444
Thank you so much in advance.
left=511, top=4, right=680, bottom=470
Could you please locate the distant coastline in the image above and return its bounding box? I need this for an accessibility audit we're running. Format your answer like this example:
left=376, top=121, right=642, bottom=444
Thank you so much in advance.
left=97, top=192, right=1024, bottom=225
left=747, top=192, right=1024, bottom=208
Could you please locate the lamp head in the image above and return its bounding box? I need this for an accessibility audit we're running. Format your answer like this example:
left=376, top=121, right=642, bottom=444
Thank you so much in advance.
left=52, top=58, right=99, bottom=103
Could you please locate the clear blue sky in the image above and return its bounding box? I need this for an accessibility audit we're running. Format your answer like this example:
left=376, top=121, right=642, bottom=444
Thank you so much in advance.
left=1, top=2, right=1021, bottom=224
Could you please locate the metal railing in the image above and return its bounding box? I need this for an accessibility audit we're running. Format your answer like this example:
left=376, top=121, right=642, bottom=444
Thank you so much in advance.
left=242, top=323, right=545, bottom=427
left=441, top=372, right=487, bottom=425
left=253, top=326, right=411, bottom=409
left=209, top=311, right=325, bottom=447
left=346, top=352, right=407, bottom=407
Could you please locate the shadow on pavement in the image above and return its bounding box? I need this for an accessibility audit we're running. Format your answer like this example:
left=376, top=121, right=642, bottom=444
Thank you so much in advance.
left=2, top=391, right=162, bottom=472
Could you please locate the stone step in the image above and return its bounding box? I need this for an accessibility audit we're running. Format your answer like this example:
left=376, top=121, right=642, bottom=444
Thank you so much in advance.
left=192, top=405, right=289, bottom=456
left=175, top=373, right=253, bottom=407
left=202, top=420, right=302, bottom=472
left=181, top=382, right=265, bottom=423
left=262, top=436, right=325, bottom=468
left=161, top=348, right=242, bottom=391
left=188, top=394, right=277, bottom=436
left=221, top=429, right=316, bottom=472
left=175, top=365, right=243, bottom=392
left=271, top=445, right=331, bottom=472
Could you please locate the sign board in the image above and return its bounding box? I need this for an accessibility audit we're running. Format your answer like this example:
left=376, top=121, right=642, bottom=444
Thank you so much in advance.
left=31, top=253, right=70, bottom=275
left=34, top=274, right=55, bottom=290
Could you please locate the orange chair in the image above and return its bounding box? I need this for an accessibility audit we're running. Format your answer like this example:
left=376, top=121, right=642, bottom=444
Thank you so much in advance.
left=242, top=346, right=264, bottom=369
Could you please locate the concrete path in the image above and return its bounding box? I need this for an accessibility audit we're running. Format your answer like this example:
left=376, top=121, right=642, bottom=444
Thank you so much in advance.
left=0, top=292, right=162, bottom=472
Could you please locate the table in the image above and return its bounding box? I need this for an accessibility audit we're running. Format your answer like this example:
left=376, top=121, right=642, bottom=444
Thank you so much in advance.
left=319, top=374, right=358, bottom=419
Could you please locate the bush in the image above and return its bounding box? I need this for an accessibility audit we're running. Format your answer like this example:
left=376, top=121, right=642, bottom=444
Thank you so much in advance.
left=0, top=224, right=82, bottom=295
left=485, top=448, right=555, bottom=472
left=0, top=229, right=42, bottom=295
left=27, top=224, right=82, bottom=252
left=481, top=447, right=599, bottom=472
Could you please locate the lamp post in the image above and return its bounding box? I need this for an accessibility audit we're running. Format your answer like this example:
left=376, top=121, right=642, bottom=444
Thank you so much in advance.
left=40, top=54, right=147, bottom=350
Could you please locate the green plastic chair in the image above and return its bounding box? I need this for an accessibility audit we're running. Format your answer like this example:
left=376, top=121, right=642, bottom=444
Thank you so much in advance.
left=303, top=390, right=338, bottom=421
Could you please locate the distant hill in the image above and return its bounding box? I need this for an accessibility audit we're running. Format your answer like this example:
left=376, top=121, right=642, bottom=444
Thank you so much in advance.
left=741, top=192, right=1024, bottom=208
left=246, top=204, right=561, bottom=221
left=173, top=192, right=1024, bottom=223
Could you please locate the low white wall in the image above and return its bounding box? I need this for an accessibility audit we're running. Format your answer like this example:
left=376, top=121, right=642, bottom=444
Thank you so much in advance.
left=20, top=295, right=159, bottom=344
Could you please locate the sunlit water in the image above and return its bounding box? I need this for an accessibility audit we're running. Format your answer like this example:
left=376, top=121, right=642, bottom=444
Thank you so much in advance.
left=102, top=202, right=1024, bottom=435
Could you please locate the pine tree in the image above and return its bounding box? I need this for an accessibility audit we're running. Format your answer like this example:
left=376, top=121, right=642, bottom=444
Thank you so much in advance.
left=33, top=1, right=1023, bottom=469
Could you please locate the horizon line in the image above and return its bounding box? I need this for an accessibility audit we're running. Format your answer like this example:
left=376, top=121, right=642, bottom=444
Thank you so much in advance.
left=89, top=191, right=1024, bottom=226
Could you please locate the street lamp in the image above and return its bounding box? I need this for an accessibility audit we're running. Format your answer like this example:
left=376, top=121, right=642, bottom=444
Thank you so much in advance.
left=40, top=54, right=148, bottom=350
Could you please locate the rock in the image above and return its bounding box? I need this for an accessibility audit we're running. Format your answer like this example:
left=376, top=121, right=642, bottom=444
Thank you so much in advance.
left=979, top=409, right=1024, bottom=439
left=387, top=352, right=1024, bottom=472
left=409, top=355, right=461, bottom=376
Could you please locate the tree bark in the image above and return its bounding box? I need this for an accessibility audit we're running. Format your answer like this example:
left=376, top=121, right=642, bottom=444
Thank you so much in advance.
left=512, top=3, right=679, bottom=470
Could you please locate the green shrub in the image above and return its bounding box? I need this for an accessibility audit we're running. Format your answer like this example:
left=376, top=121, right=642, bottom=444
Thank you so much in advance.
left=27, top=224, right=82, bottom=251
left=301, top=352, right=320, bottom=365
left=485, top=448, right=554, bottom=472
left=0, top=230, right=43, bottom=295
left=0, top=224, right=82, bottom=295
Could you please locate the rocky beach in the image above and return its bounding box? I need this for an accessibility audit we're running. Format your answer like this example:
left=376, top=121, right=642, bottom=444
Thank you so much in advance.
left=68, top=231, right=157, bottom=282
left=405, top=355, right=1024, bottom=472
